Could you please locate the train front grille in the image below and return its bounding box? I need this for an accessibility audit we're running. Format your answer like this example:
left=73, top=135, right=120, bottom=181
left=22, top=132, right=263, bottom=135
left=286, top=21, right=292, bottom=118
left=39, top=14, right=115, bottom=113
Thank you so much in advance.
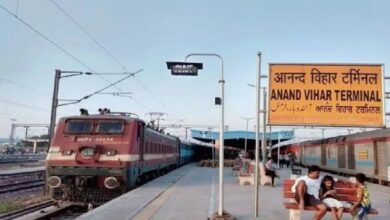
left=52, top=187, right=123, bottom=204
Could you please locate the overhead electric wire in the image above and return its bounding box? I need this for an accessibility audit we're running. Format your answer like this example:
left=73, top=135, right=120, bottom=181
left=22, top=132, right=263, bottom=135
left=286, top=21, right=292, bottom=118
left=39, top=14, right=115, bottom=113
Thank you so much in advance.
left=0, top=3, right=114, bottom=85
left=49, top=0, right=127, bottom=72
left=126, top=96, right=151, bottom=111
left=0, top=99, right=50, bottom=112
left=57, top=69, right=151, bottom=111
left=132, top=76, right=168, bottom=109
left=0, top=3, right=94, bottom=72
left=49, top=0, right=165, bottom=110
left=0, top=3, right=151, bottom=111
left=15, top=0, right=19, bottom=17
left=0, top=112, right=47, bottom=122
left=0, top=78, right=51, bottom=97
left=48, top=0, right=131, bottom=86
left=79, top=70, right=143, bottom=102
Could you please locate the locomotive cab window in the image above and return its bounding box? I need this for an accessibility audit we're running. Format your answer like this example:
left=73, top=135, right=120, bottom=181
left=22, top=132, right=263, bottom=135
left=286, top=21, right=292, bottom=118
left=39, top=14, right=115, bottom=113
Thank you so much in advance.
left=97, top=120, right=124, bottom=134
left=65, top=120, right=93, bottom=134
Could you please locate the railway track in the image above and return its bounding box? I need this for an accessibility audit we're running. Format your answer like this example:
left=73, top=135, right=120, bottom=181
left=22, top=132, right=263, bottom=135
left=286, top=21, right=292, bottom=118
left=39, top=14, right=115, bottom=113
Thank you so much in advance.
left=0, top=180, right=45, bottom=194
left=0, top=200, right=85, bottom=220
left=0, top=200, right=55, bottom=220
left=0, top=170, right=45, bottom=179
left=0, top=170, right=45, bottom=194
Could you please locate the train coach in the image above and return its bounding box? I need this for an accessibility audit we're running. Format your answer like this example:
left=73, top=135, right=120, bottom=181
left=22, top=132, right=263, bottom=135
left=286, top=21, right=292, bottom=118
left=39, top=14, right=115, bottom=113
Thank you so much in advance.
left=275, top=128, right=390, bottom=184
left=46, top=109, right=196, bottom=204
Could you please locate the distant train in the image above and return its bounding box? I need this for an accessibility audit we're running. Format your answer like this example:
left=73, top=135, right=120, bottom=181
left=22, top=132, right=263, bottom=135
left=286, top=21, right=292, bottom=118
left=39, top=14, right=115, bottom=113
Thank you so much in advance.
left=274, top=128, right=390, bottom=184
left=46, top=109, right=204, bottom=204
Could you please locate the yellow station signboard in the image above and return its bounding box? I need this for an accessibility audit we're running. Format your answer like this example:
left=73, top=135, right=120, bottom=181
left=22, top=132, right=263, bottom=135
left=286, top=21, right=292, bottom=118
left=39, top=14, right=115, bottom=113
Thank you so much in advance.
left=268, top=64, right=384, bottom=127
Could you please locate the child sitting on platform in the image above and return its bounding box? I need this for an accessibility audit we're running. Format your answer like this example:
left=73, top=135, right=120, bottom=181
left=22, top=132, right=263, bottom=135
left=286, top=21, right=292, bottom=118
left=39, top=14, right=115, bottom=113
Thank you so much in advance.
left=320, top=175, right=344, bottom=220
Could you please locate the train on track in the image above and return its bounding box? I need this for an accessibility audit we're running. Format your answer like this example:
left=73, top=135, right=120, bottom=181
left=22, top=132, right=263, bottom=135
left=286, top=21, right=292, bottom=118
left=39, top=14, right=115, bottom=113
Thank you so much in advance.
left=46, top=109, right=209, bottom=204
left=273, top=128, right=390, bottom=184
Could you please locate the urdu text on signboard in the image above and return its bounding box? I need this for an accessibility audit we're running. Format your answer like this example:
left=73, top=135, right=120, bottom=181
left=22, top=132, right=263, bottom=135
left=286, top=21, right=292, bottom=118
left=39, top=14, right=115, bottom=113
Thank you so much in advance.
left=268, top=64, right=384, bottom=127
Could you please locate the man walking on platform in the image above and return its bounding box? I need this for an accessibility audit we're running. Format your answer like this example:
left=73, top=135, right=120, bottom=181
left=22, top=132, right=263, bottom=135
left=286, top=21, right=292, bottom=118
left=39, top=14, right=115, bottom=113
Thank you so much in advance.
left=279, top=153, right=284, bottom=168
left=284, top=154, right=290, bottom=168
left=289, top=153, right=295, bottom=170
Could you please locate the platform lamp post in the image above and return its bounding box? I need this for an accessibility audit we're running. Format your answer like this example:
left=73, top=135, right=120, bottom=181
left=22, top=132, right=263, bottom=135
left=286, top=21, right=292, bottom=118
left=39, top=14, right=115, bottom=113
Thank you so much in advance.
left=247, top=83, right=267, bottom=164
left=186, top=53, right=228, bottom=219
left=249, top=52, right=268, bottom=217
left=167, top=53, right=230, bottom=219
left=239, top=116, right=254, bottom=153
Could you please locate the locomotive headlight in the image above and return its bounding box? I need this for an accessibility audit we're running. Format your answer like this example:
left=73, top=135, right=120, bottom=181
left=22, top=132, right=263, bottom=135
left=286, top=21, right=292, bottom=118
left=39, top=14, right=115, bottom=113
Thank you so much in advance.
left=105, top=150, right=117, bottom=156
left=62, top=150, right=73, bottom=155
left=104, top=177, right=119, bottom=189
left=81, top=147, right=94, bottom=158
left=47, top=176, right=62, bottom=188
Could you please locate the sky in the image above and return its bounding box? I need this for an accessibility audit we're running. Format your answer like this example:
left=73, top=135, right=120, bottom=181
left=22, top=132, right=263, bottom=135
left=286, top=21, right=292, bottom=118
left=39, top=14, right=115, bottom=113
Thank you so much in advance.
left=0, top=0, right=390, bottom=140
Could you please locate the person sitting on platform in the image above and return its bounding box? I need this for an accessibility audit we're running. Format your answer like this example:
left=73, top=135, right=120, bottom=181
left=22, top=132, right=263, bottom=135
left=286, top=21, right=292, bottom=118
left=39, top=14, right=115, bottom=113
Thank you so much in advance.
left=265, top=157, right=279, bottom=187
left=291, top=165, right=328, bottom=220
left=320, top=175, right=344, bottom=220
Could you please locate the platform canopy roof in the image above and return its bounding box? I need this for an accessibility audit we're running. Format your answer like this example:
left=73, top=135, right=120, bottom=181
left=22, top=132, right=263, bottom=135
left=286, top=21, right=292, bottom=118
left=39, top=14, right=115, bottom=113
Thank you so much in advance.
left=191, top=129, right=294, bottom=151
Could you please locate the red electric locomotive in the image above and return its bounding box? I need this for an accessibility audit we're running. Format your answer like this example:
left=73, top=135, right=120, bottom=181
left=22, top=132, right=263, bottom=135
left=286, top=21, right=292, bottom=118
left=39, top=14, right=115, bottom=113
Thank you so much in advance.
left=46, top=109, right=183, bottom=204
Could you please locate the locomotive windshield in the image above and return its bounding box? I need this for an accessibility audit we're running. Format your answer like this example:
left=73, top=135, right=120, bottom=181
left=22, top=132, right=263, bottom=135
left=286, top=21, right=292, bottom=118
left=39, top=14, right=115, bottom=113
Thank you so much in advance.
left=97, top=120, right=124, bottom=134
left=65, top=120, right=93, bottom=134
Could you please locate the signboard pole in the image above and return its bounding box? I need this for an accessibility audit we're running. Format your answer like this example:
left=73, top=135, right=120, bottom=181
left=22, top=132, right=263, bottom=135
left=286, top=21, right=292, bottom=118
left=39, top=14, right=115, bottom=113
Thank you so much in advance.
left=254, top=53, right=268, bottom=218
left=262, top=88, right=267, bottom=165
left=254, top=52, right=261, bottom=217
left=277, top=132, right=281, bottom=167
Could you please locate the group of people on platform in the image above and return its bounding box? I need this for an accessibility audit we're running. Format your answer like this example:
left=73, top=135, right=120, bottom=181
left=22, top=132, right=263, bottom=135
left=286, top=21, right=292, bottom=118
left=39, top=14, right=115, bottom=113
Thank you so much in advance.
left=292, top=165, right=371, bottom=220
left=240, top=151, right=372, bottom=220
left=278, top=152, right=296, bottom=169
left=263, top=157, right=372, bottom=220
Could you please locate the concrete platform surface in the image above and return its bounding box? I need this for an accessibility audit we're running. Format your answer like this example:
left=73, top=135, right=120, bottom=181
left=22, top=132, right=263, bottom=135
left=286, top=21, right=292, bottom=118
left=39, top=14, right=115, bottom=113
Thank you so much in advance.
left=77, top=164, right=390, bottom=220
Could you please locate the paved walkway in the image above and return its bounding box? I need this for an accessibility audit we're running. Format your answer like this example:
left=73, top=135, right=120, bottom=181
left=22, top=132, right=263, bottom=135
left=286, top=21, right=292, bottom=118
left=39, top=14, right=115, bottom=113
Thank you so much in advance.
left=78, top=163, right=390, bottom=220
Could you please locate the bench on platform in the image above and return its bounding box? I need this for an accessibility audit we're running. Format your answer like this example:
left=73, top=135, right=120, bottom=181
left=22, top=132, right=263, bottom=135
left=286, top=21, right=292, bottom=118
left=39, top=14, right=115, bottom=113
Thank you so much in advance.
left=283, top=178, right=379, bottom=220
left=291, top=168, right=302, bottom=175
left=259, top=163, right=273, bottom=186
left=236, top=161, right=274, bottom=186
left=232, top=157, right=242, bottom=171
left=233, top=159, right=250, bottom=176
left=238, top=161, right=255, bottom=185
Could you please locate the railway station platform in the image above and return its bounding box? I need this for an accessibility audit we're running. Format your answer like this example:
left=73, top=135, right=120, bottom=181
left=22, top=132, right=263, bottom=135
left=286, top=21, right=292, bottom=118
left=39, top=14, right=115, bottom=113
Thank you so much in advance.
left=77, top=163, right=390, bottom=220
